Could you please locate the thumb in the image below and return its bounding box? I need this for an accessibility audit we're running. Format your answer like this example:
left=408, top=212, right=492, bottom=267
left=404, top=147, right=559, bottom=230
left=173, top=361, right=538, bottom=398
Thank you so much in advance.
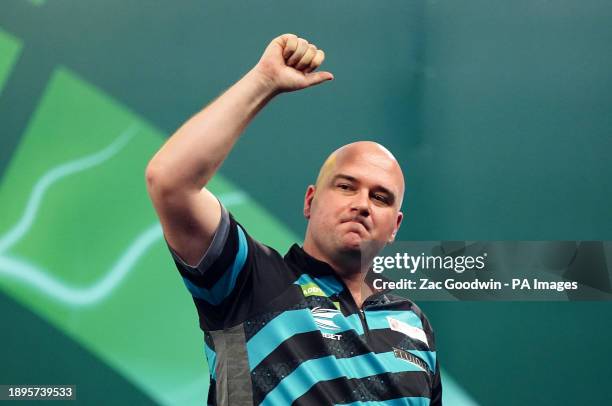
left=304, top=71, right=334, bottom=87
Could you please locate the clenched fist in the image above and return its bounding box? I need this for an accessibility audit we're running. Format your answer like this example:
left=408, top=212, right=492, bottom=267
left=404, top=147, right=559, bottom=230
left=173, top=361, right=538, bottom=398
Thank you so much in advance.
left=253, top=34, right=334, bottom=93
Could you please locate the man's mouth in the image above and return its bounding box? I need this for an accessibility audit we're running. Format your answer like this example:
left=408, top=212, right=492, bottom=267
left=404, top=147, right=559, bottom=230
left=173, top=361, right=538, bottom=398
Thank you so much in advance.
left=343, top=218, right=369, bottom=232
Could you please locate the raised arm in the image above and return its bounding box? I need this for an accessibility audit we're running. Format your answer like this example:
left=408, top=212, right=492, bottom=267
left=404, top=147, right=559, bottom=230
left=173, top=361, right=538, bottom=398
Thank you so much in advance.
left=145, top=34, right=333, bottom=265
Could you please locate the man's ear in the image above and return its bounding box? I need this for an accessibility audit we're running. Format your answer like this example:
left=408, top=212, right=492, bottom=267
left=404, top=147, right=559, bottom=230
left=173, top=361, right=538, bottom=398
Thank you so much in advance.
left=388, top=211, right=403, bottom=243
left=303, top=185, right=316, bottom=219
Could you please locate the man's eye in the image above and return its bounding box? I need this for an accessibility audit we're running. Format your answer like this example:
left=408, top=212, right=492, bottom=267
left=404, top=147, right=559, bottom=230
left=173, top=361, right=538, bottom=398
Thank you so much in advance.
left=337, top=184, right=351, bottom=190
left=373, top=194, right=389, bottom=203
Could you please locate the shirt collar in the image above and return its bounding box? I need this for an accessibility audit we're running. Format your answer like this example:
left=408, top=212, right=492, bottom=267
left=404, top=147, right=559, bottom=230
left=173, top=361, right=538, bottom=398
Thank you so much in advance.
left=285, top=244, right=337, bottom=277
left=285, top=244, right=394, bottom=297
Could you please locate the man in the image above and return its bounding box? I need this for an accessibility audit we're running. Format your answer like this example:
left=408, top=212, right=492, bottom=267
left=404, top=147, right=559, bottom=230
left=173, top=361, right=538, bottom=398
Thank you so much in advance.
left=146, top=34, right=442, bottom=406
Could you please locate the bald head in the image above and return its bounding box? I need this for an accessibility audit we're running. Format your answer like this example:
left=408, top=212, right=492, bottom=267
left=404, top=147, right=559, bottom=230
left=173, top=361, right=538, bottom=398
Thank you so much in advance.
left=315, top=141, right=405, bottom=208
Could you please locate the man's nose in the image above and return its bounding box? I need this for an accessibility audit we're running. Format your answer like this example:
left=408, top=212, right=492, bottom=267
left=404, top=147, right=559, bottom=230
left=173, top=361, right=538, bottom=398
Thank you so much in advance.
left=350, top=190, right=371, bottom=217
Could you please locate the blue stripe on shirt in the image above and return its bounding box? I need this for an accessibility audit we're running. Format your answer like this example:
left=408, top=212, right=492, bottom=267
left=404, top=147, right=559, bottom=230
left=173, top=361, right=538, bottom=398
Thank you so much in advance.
left=260, top=351, right=425, bottom=406
left=247, top=308, right=370, bottom=370
left=293, top=274, right=345, bottom=296
left=181, top=226, right=248, bottom=305
left=247, top=309, right=319, bottom=370
left=337, top=396, right=431, bottom=406
left=204, top=342, right=217, bottom=381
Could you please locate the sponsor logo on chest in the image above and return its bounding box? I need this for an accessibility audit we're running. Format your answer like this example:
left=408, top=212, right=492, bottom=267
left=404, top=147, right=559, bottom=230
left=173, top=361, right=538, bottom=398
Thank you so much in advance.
left=311, top=307, right=343, bottom=340
left=387, top=316, right=429, bottom=347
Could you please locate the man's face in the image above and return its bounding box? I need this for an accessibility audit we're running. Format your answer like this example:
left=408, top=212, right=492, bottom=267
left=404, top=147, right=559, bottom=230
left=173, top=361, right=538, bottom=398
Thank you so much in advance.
left=303, top=143, right=404, bottom=266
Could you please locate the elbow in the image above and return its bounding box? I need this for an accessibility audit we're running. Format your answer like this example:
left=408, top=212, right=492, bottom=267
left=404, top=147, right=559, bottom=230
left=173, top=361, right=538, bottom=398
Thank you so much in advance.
left=145, top=156, right=214, bottom=199
left=145, top=159, right=158, bottom=188
left=145, top=159, right=172, bottom=198
left=145, top=159, right=204, bottom=199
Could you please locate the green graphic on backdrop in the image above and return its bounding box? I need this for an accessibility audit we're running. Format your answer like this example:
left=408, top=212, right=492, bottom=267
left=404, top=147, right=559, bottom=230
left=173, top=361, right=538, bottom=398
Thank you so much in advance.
left=0, top=29, right=22, bottom=94
left=0, top=66, right=297, bottom=405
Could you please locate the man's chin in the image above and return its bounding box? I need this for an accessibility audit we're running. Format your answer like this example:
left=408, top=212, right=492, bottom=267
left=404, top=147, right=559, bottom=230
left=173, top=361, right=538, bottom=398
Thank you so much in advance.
left=340, top=233, right=365, bottom=251
left=338, top=235, right=380, bottom=257
left=341, top=236, right=386, bottom=257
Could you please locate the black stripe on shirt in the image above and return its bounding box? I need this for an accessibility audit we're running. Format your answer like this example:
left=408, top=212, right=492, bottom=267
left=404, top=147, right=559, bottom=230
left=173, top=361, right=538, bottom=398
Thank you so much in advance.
left=292, top=371, right=432, bottom=406
left=251, top=329, right=372, bottom=404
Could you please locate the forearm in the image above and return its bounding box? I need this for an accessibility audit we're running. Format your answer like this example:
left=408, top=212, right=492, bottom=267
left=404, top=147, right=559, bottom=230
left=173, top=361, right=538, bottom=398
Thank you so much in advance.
left=146, top=33, right=331, bottom=199
left=144, top=33, right=331, bottom=267
left=146, top=68, right=277, bottom=194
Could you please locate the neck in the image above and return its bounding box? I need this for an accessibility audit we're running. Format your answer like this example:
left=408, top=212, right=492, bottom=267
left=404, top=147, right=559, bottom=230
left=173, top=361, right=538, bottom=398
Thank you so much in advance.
left=338, top=270, right=374, bottom=308
left=302, top=240, right=374, bottom=308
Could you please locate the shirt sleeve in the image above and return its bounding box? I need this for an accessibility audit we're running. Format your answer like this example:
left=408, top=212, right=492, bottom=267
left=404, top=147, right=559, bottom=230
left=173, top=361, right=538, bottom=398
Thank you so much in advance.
left=430, top=358, right=443, bottom=406
left=166, top=203, right=294, bottom=330
left=421, top=311, right=442, bottom=405
left=167, top=203, right=237, bottom=304
left=408, top=301, right=443, bottom=405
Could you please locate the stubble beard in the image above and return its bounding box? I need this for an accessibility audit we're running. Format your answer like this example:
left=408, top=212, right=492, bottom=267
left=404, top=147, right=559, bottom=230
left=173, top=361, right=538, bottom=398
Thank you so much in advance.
left=332, top=231, right=383, bottom=275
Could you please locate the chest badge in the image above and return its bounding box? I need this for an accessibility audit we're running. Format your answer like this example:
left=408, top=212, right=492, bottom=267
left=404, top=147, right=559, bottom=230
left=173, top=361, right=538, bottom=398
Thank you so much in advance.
left=387, top=316, right=429, bottom=347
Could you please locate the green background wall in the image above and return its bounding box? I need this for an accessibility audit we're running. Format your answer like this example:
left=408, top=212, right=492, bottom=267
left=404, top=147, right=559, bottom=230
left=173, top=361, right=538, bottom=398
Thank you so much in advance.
left=1, top=1, right=611, bottom=405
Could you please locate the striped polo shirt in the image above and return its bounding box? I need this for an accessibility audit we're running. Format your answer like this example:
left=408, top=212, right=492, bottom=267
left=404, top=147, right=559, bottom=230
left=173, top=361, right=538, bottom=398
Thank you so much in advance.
left=168, top=206, right=442, bottom=405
